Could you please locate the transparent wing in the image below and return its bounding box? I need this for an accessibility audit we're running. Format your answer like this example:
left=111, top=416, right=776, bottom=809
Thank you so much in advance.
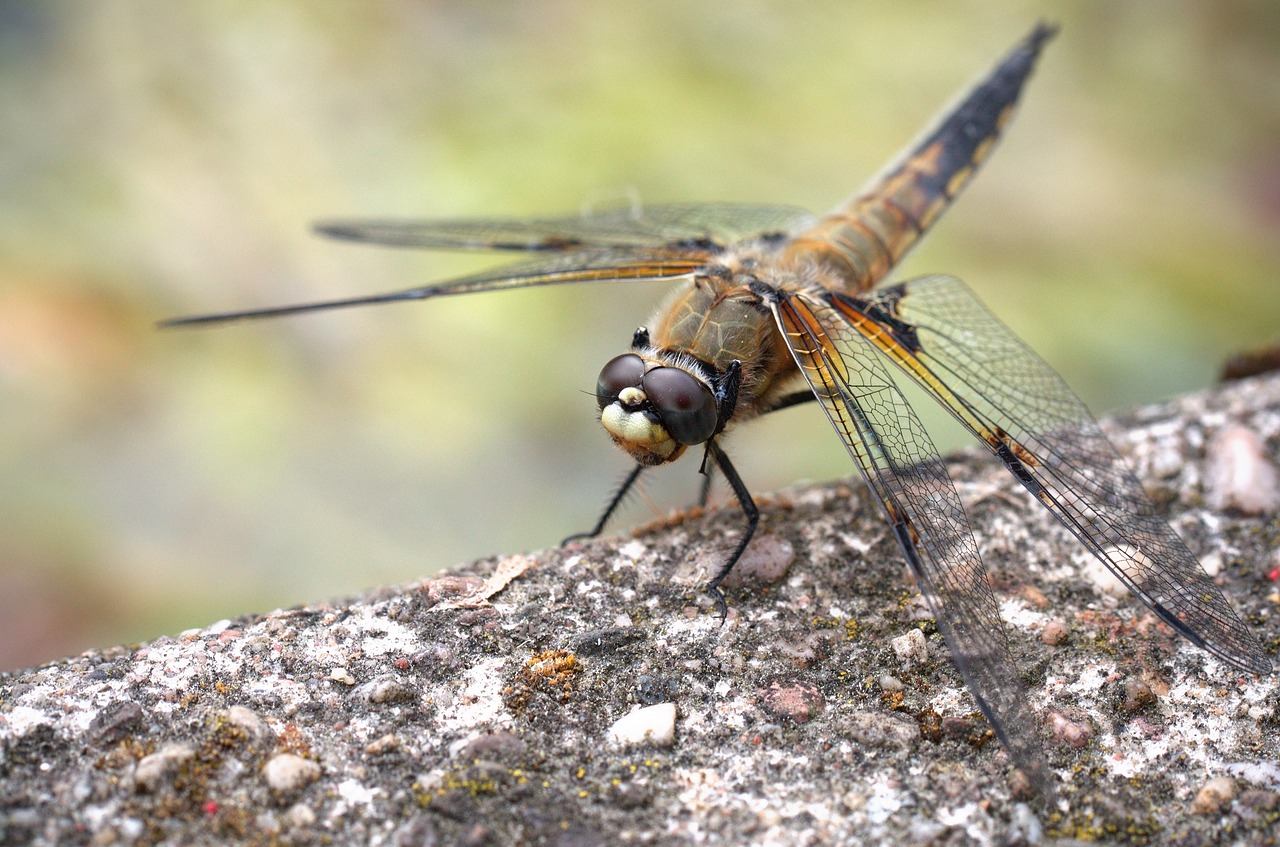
left=160, top=248, right=706, bottom=327
left=315, top=203, right=813, bottom=252
left=767, top=289, right=1053, bottom=796
left=844, top=274, right=1270, bottom=674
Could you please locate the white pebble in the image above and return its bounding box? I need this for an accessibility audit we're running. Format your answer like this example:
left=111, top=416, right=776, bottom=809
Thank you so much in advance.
left=134, top=743, right=194, bottom=792
left=891, top=629, right=928, bottom=665
left=285, top=803, right=317, bottom=827
left=1206, top=426, right=1279, bottom=515
left=222, top=705, right=271, bottom=746
left=1085, top=551, right=1132, bottom=599
left=608, top=702, right=676, bottom=747
left=328, top=668, right=356, bottom=686
left=263, top=753, right=322, bottom=796
left=1191, top=775, right=1236, bottom=815
left=1201, top=550, right=1223, bottom=578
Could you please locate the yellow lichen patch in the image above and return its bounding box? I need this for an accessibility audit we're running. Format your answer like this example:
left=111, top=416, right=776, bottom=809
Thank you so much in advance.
left=808, top=615, right=860, bottom=641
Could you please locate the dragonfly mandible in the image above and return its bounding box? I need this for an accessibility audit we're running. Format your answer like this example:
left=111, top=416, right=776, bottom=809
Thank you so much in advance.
left=163, top=24, right=1271, bottom=798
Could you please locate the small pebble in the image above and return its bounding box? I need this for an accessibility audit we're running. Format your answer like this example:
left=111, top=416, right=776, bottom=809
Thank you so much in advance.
left=720, top=535, right=795, bottom=587
left=222, top=705, right=272, bottom=746
left=1048, top=710, right=1092, bottom=749
left=1191, top=775, right=1236, bottom=815
left=891, top=629, right=929, bottom=665
left=134, top=744, right=195, bottom=792
left=1008, top=770, right=1035, bottom=802
left=423, top=575, right=486, bottom=604
left=1118, top=677, right=1156, bottom=714
left=1239, top=789, right=1279, bottom=811
left=88, top=701, right=144, bottom=746
left=364, top=734, right=401, bottom=756
left=842, top=710, right=920, bottom=749
left=941, top=716, right=973, bottom=740
left=328, top=668, right=356, bottom=686
left=263, top=754, right=321, bottom=797
left=284, top=803, right=317, bottom=828
left=1085, top=550, right=1135, bottom=599
left=367, top=680, right=416, bottom=704
left=1206, top=425, right=1279, bottom=515
left=757, top=807, right=783, bottom=828
left=842, top=790, right=867, bottom=811
left=1019, top=584, right=1049, bottom=610
left=1200, top=550, right=1223, bottom=578
left=878, top=674, right=903, bottom=693
left=1040, top=620, right=1069, bottom=645
left=608, top=702, right=676, bottom=747
left=759, top=682, right=825, bottom=724
left=458, top=731, right=526, bottom=762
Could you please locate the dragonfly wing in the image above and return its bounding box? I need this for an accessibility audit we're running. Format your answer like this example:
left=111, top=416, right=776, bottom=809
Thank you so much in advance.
left=846, top=275, right=1270, bottom=674
left=315, top=203, right=813, bottom=252
left=767, top=289, right=1053, bottom=796
left=160, top=248, right=707, bottom=327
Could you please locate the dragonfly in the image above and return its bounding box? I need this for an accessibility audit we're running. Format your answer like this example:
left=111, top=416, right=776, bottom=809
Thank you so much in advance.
left=163, top=24, right=1271, bottom=797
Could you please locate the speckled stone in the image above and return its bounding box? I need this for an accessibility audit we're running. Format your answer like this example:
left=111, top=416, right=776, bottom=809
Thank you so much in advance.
left=263, top=754, right=322, bottom=797
left=133, top=744, right=194, bottom=792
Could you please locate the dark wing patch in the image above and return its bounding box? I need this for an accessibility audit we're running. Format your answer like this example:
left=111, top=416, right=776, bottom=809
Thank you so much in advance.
left=861, top=274, right=1270, bottom=674
left=766, top=287, right=1054, bottom=797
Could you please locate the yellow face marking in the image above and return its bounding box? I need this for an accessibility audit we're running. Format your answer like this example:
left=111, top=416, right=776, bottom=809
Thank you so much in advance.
left=600, top=403, right=680, bottom=465
left=618, top=386, right=645, bottom=406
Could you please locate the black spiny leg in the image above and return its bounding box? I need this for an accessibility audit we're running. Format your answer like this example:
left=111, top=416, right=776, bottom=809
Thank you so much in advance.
left=697, top=388, right=812, bottom=508
left=703, top=441, right=759, bottom=621
left=697, top=468, right=715, bottom=508
left=563, top=464, right=645, bottom=545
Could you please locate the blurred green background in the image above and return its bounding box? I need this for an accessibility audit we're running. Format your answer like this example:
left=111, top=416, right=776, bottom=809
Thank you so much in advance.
left=2, top=2, right=1277, bottom=671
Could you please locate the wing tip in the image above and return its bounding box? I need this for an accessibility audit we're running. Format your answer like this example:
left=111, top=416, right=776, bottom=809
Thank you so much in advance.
left=1026, top=21, right=1061, bottom=54
left=313, top=221, right=367, bottom=242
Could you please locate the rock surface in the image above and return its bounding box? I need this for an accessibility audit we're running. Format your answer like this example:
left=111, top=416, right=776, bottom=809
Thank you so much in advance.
left=2, top=374, right=1279, bottom=846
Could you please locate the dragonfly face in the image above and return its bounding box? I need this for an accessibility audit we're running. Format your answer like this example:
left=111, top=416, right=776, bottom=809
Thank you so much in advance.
left=161, top=23, right=1272, bottom=801
left=595, top=350, right=718, bottom=465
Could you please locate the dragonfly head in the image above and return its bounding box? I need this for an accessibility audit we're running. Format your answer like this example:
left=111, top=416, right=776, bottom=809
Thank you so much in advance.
left=595, top=352, right=719, bottom=466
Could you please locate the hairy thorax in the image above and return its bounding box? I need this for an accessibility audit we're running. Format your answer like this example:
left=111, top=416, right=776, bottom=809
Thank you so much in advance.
left=646, top=245, right=817, bottom=426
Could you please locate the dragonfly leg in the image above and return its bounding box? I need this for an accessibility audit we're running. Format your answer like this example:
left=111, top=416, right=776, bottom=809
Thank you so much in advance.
left=562, top=464, right=645, bottom=545
left=696, top=466, right=715, bottom=508
left=696, top=391, right=809, bottom=506
left=703, top=441, right=759, bottom=622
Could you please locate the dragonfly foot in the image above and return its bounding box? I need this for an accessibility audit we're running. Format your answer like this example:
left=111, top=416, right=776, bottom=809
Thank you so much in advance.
left=707, top=583, right=730, bottom=624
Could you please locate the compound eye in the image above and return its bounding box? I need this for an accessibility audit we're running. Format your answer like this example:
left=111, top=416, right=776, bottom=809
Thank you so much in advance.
left=643, top=367, right=717, bottom=444
left=596, top=354, right=645, bottom=408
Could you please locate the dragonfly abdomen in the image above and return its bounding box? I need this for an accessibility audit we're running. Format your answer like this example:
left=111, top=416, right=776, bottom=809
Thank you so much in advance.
left=781, top=193, right=925, bottom=292
left=782, top=23, right=1057, bottom=295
